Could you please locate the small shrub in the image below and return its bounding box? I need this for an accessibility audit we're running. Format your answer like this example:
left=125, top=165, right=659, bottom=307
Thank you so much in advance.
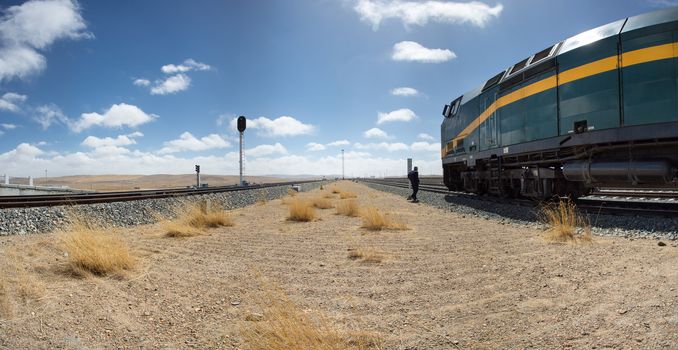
left=331, top=188, right=341, bottom=194
left=540, top=200, right=592, bottom=242
left=360, top=207, right=408, bottom=231
left=312, top=197, right=334, bottom=209
left=60, top=222, right=136, bottom=276
left=339, top=191, right=357, bottom=199
left=336, top=200, right=360, bottom=217
left=287, top=198, right=317, bottom=222
left=240, top=276, right=382, bottom=350
left=323, top=192, right=335, bottom=199
left=347, top=247, right=385, bottom=263
left=287, top=188, right=298, bottom=197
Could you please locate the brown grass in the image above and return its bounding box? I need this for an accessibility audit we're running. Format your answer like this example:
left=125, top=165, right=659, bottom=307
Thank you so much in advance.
left=336, top=200, right=360, bottom=217
left=0, top=274, right=11, bottom=318
left=164, top=203, right=234, bottom=237
left=312, top=197, right=334, bottom=209
left=287, top=198, right=317, bottom=222
left=240, top=276, right=382, bottom=350
left=323, top=192, right=335, bottom=199
left=339, top=191, right=357, bottom=199
left=60, top=221, right=136, bottom=276
left=360, top=207, right=408, bottom=231
left=348, top=247, right=385, bottom=263
left=287, top=188, right=298, bottom=197
left=540, top=200, right=592, bottom=243
left=331, top=187, right=341, bottom=194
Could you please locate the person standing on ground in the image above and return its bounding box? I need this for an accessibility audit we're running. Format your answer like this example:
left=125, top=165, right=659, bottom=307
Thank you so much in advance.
left=407, top=166, right=420, bottom=203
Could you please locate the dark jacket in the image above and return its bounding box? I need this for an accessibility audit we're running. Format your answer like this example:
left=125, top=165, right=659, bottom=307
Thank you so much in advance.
left=408, top=170, right=419, bottom=186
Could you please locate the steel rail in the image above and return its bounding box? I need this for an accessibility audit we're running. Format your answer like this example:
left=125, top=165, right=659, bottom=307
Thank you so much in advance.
left=0, top=180, right=320, bottom=209
left=359, top=178, right=678, bottom=217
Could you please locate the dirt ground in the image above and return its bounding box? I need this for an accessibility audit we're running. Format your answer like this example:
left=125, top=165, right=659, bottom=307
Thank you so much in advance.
left=0, top=181, right=677, bottom=349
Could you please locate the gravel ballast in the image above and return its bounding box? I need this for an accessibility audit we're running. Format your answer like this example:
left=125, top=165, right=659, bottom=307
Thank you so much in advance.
left=0, top=182, right=323, bottom=235
left=363, top=181, right=678, bottom=240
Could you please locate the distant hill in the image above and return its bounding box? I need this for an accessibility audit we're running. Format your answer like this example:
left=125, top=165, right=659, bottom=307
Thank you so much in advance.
left=9, top=174, right=318, bottom=191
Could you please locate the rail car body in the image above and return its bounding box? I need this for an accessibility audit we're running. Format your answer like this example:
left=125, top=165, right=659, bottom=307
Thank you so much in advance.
left=441, top=8, right=678, bottom=198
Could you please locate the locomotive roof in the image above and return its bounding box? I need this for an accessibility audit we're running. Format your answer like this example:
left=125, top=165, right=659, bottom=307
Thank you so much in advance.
left=453, top=7, right=678, bottom=105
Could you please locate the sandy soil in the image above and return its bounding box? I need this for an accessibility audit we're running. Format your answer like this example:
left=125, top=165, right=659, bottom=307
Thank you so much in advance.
left=10, top=174, right=298, bottom=191
left=0, top=181, right=676, bottom=349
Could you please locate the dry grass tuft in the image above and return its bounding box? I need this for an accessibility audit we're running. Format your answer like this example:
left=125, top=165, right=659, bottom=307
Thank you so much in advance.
left=331, top=187, right=341, bottom=194
left=336, top=200, right=360, bottom=217
left=164, top=221, right=203, bottom=237
left=240, top=275, right=382, bottom=350
left=312, top=197, right=334, bottom=209
left=360, top=207, right=408, bottom=231
left=287, top=188, right=298, bottom=197
left=323, top=192, right=335, bottom=199
left=287, top=198, right=317, bottom=222
left=60, top=220, right=136, bottom=276
left=347, top=247, right=385, bottom=263
left=186, top=205, right=234, bottom=228
left=339, top=191, right=357, bottom=199
left=164, top=203, right=234, bottom=237
left=540, top=200, right=592, bottom=243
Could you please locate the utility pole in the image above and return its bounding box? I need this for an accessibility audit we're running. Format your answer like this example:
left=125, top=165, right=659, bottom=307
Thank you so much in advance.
left=341, top=149, right=345, bottom=180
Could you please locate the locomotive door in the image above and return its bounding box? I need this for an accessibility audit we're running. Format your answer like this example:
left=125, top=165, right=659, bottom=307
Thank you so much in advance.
left=487, top=93, right=498, bottom=148
left=480, top=94, right=499, bottom=150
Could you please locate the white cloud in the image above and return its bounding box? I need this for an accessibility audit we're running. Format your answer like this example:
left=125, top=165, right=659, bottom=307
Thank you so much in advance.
left=0, top=143, right=43, bottom=159
left=216, top=114, right=232, bottom=126
left=354, top=142, right=409, bottom=151
left=410, top=141, right=440, bottom=152
left=392, top=41, right=455, bottom=63
left=354, top=0, right=503, bottom=30
left=1, top=123, right=18, bottom=129
left=391, top=87, right=418, bottom=96
left=0, top=92, right=27, bottom=112
left=159, top=132, right=230, bottom=154
left=306, top=142, right=326, bottom=151
left=230, top=116, right=314, bottom=137
left=377, top=108, right=417, bottom=124
left=34, top=104, right=69, bottom=130
left=363, top=127, right=389, bottom=139
left=150, top=73, right=191, bottom=95
left=418, top=133, right=434, bottom=141
left=0, top=0, right=92, bottom=81
left=161, top=58, right=212, bottom=74
left=247, top=143, right=288, bottom=157
left=327, top=139, right=350, bottom=147
left=71, top=103, right=158, bottom=132
left=0, top=142, right=443, bottom=178
left=81, top=132, right=143, bottom=149
left=133, top=78, right=150, bottom=87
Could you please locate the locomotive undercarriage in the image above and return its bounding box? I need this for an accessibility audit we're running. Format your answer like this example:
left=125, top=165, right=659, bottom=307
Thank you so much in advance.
left=443, top=140, right=678, bottom=199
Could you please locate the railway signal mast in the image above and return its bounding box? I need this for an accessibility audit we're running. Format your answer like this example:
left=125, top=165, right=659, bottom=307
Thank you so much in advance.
left=237, top=116, right=247, bottom=186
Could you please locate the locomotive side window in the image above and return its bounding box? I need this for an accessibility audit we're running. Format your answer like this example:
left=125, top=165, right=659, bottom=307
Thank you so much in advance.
left=530, top=45, right=554, bottom=64
left=509, top=57, right=530, bottom=75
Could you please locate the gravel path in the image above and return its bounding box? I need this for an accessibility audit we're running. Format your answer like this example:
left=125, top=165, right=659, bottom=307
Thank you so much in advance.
left=363, top=182, right=678, bottom=240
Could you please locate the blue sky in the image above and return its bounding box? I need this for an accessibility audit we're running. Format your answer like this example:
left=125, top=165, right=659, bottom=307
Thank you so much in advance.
left=0, top=0, right=673, bottom=177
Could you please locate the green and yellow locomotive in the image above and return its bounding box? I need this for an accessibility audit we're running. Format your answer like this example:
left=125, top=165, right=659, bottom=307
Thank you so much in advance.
left=441, top=8, right=678, bottom=198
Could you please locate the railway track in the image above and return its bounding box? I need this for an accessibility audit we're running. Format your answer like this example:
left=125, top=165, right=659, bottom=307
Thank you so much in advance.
left=359, top=178, right=678, bottom=217
left=0, top=180, right=319, bottom=209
